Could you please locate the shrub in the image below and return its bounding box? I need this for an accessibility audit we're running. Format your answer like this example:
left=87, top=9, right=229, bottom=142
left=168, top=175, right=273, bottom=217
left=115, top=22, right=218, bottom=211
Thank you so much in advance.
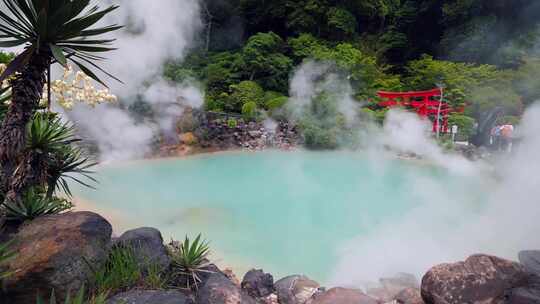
left=227, top=118, right=238, bottom=128
left=229, top=81, right=265, bottom=112
left=168, top=234, right=211, bottom=290
left=448, top=114, right=476, bottom=139
left=242, top=101, right=258, bottom=121
left=91, top=245, right=141, bottom=295
left=4, top=188, right=73, bottom=222
left=265, top=96, right=288, bottom=111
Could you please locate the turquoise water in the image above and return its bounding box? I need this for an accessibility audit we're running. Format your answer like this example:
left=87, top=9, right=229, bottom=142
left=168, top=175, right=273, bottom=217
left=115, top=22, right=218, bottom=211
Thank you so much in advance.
left=73, top=151, right=481, bottom=282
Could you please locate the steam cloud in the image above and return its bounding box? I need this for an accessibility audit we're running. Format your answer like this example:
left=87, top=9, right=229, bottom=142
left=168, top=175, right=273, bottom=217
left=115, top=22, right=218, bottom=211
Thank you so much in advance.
left=67, top=0, right=204, bottom=162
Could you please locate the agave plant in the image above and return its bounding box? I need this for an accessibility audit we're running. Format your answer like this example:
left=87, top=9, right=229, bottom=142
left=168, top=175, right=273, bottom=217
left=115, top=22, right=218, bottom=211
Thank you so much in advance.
left=169, top=234, right=212, bottom=289
left=3, top=187, right=73, bottom=222
left=27, top=113, right=80, bottom=153
left=0, top=0, right=121, bottom=202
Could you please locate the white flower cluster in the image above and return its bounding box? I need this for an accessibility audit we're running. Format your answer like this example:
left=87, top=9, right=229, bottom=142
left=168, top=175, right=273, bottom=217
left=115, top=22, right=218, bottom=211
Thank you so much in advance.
left=0, top=63, right=11, bottom=105
left=42, top=65, right=117, bottom=110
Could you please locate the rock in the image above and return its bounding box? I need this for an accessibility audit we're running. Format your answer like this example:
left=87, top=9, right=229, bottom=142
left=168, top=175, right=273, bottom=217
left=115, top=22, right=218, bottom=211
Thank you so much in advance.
left=107, top=290, right=192, bottom=304
left=367, top=273, right=419, bottom=302
left=505, top=286, right=540, bottom=304
left=309, top=287, right=378, bottom=304
left=241, top=269, right=275, bottom=298
left=3, top=212, right=112, bottom=303
left=223, top=268, right=241, bottom=287
left=116, top=227, right=170, bottom=270
left=197, top=272, right=256, bottom=304
left=394, top=288, right=424, bottom=304
left=179, top=132, right=198, bottom=145
left=274, top=275, right=320, bottom=304
left=519, top=250, right=540, bottom=275
left=421, top=254, right=528, bottom=304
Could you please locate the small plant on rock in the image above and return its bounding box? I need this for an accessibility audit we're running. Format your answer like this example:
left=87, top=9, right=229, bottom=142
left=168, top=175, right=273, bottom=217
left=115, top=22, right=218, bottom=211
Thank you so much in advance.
left=168, top=234, right=212, bottom=289
left=91, top=245, right=141, bottom=295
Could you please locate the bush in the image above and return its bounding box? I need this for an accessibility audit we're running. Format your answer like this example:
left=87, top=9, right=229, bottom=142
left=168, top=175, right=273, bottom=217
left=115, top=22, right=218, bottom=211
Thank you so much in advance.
left=227, top=118, right=238, bottom=128
left=265, top=96, right=288, bottom=111
left=242, top=101, right=258, bottom=121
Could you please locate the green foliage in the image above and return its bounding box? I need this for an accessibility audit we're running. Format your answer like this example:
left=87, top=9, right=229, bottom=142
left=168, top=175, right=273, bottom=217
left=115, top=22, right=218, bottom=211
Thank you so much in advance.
left=36, top=286, right=108, bottom=304
left=266, top=96, right=288, bottom=111
left=242, top=32, right=293, bottom=92
left=497, top=115, right=520, bottom=126
left=229, top=81, right=265, bottom=112
left=448, top=114, right=475, bottom=138
left=27, top=113, right=79, bottom=153
left=91, top=246, right=141, bottom=295
left=0, top=0, right=122, bottom=86
left=168, top=234, right=211, bottom=289
left=241, top=101, right=258, bottom=121
left=3, top=188, right=73, bottom=222
left=326, top=7, right=357, bottom=38
left=0, top=240, right=16, bottom=280
left=0, top=51, right=15, bottom=64
left=227, top=118, right=238, bottom=128
left=298, top=93, right=350, bottom=150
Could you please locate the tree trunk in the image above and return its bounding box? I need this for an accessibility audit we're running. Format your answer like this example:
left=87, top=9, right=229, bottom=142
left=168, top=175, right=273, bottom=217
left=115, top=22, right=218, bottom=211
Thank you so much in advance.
left=0, top=52, right=49, bottom=203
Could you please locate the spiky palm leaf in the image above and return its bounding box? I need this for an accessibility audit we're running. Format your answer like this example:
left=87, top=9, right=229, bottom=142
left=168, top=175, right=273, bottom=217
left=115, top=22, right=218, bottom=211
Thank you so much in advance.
left=170, top=234, right=212, bottom=289
left=27, top=113, right=80, bottom=153
left=0, top=0, right=122, bottom=87
left=47, top=146, right=97, bottom=198
left=4, top=187, right=73, bottom=221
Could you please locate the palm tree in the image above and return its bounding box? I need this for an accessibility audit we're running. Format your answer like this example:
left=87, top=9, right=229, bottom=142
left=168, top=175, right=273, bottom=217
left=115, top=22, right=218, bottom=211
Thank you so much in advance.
left=0, top=0, right=121, bottom=202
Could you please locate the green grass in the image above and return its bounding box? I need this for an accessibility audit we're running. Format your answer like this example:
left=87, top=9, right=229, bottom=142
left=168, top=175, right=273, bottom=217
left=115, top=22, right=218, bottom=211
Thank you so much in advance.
left=36, top=287, right=108, bottom=304
left=91, top=246, right=142, bottom=295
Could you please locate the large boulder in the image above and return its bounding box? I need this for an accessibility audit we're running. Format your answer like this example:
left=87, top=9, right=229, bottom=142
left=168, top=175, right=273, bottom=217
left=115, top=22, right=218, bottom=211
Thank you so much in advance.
left=241, top=269, right=274, bottom=298
left=197, top=272, right=257, bottom=304
left=3, top=212, right=112, bottom=303
left=116, top=227, right=170, bottom=270
left=274, top=275, right=320, bottom=304
left=504, top=251, right=540, bottom=303
left=519, top=250, right=540, bottom=276
left=107, top=290, right=192, bottom=304
left=421, top=254, right=528, bottom=304
left=308, top=287, right=378, bottom=304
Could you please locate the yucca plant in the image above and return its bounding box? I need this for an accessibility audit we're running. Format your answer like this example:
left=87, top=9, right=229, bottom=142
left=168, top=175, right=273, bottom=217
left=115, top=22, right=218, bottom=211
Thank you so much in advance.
left=0, top=0, right=121, bottom=203
left=169, top=234, right=212, bottom=289
left=3, top=187, right=72, bottom=222
left=46, top=146, right=96, bottom=198
left=0, top=240, right=16, bottom=281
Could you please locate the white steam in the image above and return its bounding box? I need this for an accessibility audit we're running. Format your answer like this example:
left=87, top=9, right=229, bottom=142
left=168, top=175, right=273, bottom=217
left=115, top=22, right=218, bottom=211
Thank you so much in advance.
left=67, top=0, right=203, bottom=162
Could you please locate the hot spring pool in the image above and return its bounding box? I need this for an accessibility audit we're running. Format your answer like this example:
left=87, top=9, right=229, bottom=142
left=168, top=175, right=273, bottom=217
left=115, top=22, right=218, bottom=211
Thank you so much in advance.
left=73, top=150, right=486, bottom=282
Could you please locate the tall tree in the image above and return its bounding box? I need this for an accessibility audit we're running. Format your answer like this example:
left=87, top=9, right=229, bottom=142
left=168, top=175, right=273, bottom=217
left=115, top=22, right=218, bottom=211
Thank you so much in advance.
left=0, top=0, right=121, bottom=203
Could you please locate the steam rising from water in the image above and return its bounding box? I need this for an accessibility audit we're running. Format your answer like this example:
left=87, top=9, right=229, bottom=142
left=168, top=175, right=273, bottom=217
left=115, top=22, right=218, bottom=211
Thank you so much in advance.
left=68, top=0, right=203, bottom=162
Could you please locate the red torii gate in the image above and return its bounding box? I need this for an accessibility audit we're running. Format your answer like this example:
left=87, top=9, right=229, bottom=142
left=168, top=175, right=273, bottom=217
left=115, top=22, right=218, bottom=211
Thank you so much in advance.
left=377, top=88, right=461, bottom=133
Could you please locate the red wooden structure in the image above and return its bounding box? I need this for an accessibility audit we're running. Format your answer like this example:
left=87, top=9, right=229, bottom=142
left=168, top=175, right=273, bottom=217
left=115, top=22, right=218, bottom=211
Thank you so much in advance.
left=377, top=88, right=462, bottom=133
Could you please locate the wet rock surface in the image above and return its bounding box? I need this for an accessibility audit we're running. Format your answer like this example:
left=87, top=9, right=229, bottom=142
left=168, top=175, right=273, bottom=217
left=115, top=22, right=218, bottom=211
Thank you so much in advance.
left=274, top=275, right=320, bottom=304
left=107, top=290, right=192, bottom=304
left=421, top=254, right=528, bottom=304
left=308, top=287, right=378, bottom=304
left=197, top=272, right=257, bottom=304
left=241, top=269, right=275, bottom=298
left=2, top=212, right=112, bottom=303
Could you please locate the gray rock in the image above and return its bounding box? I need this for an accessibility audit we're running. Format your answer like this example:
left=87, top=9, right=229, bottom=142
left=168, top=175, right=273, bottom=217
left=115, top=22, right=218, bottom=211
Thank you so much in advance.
left=3, top=212, right=112, bottom=303
left=519, top=250, right=540, bottom=276
left=274, top=275, right=320, bottom=304
left=421, top=254, right=528, bottom=304
left=116, top=227, right=170, bottom=270
left=367, top=272, right=419, bottom=302
left=394, top=288, right=424, bottom=304
left=241, top=269, right=274, bottom=298
left=309, top=287, right=378, bottom=304
left=197, top=272, right=256, bottom=304
left=107, top=290, right=192, bottom=304
left=506, top=286, right=540, bottom=304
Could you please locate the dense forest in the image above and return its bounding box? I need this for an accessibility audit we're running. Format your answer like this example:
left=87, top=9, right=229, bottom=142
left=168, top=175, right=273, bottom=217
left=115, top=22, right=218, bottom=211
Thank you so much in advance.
left=160, top=0, right=540, bottom=137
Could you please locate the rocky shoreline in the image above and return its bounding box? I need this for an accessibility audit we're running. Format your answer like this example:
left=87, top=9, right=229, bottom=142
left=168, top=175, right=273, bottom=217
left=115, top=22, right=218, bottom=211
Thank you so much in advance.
left=1, top=211, right=538, bottom=304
